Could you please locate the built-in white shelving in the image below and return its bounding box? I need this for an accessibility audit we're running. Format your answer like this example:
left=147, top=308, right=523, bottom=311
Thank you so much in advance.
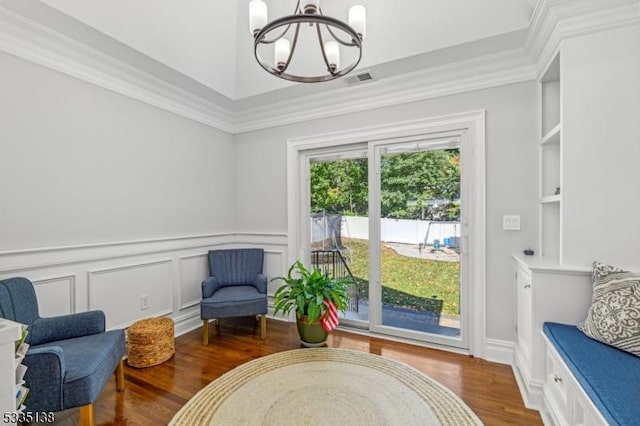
left=541, top=195, right=561, bottom=204
left=13, top=325, right=29, bottom=413
left=540, top=123, right=561, bottom=146
left=511, top=254, right=592, bottom=409
left=539, top=53, right=562, bottom=262
left=0, top=319, right=23, bottom=425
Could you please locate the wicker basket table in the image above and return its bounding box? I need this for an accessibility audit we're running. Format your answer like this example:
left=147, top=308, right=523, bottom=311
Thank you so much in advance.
left=127, top=317, right=175, bottom=368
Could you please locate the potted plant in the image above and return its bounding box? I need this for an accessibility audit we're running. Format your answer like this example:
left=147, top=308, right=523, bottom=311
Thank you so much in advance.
left=272, top=260, right=350, bottom=347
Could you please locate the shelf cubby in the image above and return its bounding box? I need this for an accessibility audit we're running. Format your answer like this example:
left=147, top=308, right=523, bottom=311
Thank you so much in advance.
left=539, top=52, right=562, bottom=261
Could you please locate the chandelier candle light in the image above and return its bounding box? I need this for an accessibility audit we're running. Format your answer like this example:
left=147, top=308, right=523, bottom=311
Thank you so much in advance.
left=249, top=0, right=366, bottom=82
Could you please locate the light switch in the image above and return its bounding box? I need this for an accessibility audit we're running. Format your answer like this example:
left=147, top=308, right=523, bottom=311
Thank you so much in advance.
left=503, top=215, right=521, bottom=231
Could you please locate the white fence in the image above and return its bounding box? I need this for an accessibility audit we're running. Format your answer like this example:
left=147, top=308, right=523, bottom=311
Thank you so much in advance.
left=313, top=215, right=460, bottom=247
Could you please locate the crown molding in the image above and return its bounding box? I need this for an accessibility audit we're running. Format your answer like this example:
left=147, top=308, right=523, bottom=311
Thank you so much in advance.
left=233, top=49, right=537, bottom=133
left=527, top=0, right=640, bottom=77
left=1, top=2, right=638, bottom=134
left=0, top=6, right=235, bottom=133
left=233, top=1, right=640, bottom=132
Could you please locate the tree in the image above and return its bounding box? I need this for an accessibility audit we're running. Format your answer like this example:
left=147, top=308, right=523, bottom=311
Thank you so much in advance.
left=310, top=158, right=367, bottom=215
left=380, top=149, right=460, bottom=219
left=309, top=149, right=460, bottom=220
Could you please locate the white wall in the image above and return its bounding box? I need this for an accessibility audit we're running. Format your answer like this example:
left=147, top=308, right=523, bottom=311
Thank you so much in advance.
left=234, top=82, right=539, bottom=342
left=0, top=51, right=236, bottom=249
left=0, top=51, right=238, bottom=333
left=561, top=24, right=640, bottom=268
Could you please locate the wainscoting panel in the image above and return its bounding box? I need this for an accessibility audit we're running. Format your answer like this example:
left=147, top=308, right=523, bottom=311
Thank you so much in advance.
left=31, top=274, right=76, bottom=317
left=0, top=233, right=509, bottom=363
left=0, top=233, right=234, bottom=275
left=0, top=233, right=288, bottom=336
left=178, top=253, right=209, bottom=310
left=88, top=259, right=174, bottom=329
left=264, top=249, right=285, bottom=297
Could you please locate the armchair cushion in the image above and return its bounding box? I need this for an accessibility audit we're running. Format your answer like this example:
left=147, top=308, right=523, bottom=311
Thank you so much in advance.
left=29, top=311, right=105, bottom=345
left=25, top=329, right=125, bottom=411
left=201, top=286, right=267, bottom=319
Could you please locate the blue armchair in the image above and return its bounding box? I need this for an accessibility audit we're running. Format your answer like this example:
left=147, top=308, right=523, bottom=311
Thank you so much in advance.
left=0, top=277, right=125, bottom=426
left=200, top=248, right=267, bottom=345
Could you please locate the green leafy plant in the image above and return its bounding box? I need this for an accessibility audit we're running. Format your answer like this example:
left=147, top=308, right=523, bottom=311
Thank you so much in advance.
left=272, top=261, right=350, bottom=323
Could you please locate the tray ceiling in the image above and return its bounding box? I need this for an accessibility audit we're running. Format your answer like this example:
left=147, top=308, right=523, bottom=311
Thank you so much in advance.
left=36, top=0, right=535, bottom=100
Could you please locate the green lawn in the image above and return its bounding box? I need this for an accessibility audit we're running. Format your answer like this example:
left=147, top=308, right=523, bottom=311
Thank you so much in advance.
left=344, top=238, right=460, bottom=316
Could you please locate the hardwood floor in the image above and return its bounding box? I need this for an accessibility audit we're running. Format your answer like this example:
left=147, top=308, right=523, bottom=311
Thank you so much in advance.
left=52, top=318, right=541, bottom=425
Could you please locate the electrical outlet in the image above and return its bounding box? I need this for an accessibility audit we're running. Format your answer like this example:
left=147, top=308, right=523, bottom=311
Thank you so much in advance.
left=140, top=295, right=149, bottom=310
left=503, top=215, right=521, bottom=231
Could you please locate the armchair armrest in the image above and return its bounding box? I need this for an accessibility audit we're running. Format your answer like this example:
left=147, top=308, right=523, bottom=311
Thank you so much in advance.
left=254, top=273, right=267, bottom=294
left=202, top=276, right=221, bottom=299
left=23, top=346, right=65, bottom=411
left=29, top=311, right=105, bottom=345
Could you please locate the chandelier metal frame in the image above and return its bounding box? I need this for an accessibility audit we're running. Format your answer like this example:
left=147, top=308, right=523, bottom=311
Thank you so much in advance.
left=252, top=1, right=364, bottom=83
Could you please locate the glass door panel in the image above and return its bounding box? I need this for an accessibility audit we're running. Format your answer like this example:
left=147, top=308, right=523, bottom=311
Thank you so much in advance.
left=378, top=146, right=461, bottom=337
left=308, top=153, right=369, bottom=326
left=370, top=137, right=466, bottom=348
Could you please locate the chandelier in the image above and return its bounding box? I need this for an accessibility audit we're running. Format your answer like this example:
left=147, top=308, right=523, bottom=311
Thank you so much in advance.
left=249, top=0, right=367, bottom=83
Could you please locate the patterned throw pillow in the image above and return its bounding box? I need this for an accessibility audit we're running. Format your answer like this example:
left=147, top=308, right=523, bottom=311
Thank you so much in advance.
left=577, top=262, right=640, bottom=357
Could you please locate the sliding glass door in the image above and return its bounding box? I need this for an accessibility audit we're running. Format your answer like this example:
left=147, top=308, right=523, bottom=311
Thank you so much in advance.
left=304, top=134, right=468, bottom=349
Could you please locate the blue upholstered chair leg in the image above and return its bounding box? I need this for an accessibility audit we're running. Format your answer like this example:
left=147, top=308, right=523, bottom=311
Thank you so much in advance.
left=259, top=314, right=267, bottom=339
left=80, top=404, right=94, bottom=426
left=202, top=320, right=210, bottom=346
left=202, top=316, right=265, bottom=346
left=115, top=359, right=125, bottom=391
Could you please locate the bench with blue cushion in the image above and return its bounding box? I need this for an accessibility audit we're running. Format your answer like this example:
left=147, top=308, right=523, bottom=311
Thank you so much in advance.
left=543, top=322, right=640, bottom=426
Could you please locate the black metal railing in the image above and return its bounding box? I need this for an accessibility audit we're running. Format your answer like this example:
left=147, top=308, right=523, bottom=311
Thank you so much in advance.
left=311, top=249, right=359, bottom=313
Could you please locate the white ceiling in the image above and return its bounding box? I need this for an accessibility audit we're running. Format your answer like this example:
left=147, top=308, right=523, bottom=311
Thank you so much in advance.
left=36, top=0, right=536, bottom=101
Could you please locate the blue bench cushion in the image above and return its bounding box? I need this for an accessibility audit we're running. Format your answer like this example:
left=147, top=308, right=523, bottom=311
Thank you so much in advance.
left=543, top=322, right=640, bottom=426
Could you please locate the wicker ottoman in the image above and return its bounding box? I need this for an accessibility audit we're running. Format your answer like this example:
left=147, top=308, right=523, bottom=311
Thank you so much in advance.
left=127, top=317, right=175, bottom=368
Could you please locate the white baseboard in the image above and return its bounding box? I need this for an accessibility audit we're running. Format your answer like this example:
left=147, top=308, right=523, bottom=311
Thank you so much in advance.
left=173, top=311, right=203, bottom=338
left=484, top=338, right=515, bottom=365
left=512, top=358, right=543, bottom=410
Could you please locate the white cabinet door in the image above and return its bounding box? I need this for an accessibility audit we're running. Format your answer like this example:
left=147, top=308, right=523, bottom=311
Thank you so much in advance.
left=516, top=264, right=533, bottom=366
